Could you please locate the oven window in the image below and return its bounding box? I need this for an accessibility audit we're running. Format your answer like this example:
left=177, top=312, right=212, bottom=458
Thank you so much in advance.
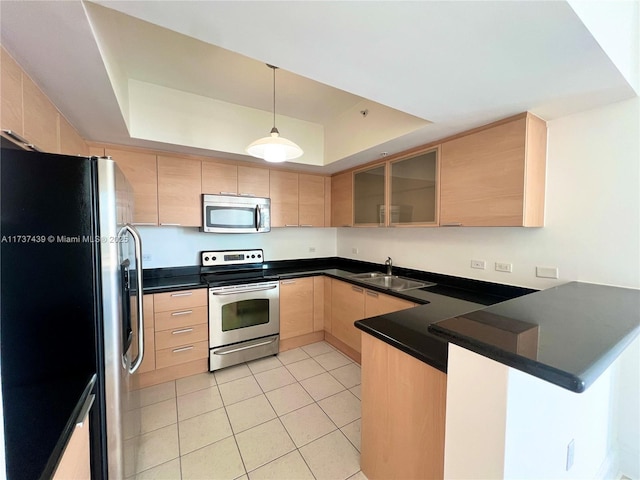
left=221, top=299, right=269, bottom=331
left=207, top=206, right=255, bottom=229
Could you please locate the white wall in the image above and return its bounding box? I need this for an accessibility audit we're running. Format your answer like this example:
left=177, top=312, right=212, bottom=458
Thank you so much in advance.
left=337, top=97, right=640, bottom=290
left=138, top=226, right=336, bottom=268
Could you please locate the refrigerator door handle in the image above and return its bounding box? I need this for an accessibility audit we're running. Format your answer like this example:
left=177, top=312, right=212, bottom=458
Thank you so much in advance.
left=123, top=224, right=145, bottom=374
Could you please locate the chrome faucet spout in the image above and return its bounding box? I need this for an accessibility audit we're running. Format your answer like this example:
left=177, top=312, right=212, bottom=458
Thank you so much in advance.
left=385, top=257, right=393, bottom=275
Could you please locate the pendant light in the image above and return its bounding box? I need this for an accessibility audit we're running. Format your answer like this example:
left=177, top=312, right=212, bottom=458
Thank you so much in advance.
left=246, top=64, right=303, bottom=163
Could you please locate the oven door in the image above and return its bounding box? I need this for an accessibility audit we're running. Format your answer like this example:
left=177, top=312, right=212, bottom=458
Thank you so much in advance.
left=209, top=281, right=280, bottom=348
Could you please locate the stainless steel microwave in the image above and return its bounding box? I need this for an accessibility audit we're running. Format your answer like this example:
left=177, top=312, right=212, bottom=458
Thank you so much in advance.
left=202, top=194, right=271, bottom=233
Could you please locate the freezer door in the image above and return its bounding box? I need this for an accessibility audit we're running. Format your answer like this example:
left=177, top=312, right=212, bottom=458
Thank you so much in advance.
left=97, top=157, right=144, bottom=479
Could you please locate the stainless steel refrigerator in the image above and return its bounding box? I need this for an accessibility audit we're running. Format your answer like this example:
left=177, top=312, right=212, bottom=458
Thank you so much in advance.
left=0, top=144, right=145, bottom=479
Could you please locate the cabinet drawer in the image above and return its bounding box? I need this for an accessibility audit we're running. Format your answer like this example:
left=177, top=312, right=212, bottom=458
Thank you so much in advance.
left=154, top=289, right=207, bottom=312
left=156, top=341, right=209, bottom=369
left=155, top=323, right=208, bottom=350
left=155, top=306, right=208, bottom=332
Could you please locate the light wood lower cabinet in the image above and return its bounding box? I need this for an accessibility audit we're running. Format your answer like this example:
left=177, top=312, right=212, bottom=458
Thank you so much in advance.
left=280, top=278, right=314, bottom=339
left=330, top=279, right=365, bottom=354
left=134, top=289, right=209, bottom=389
left=361, top=333, right=446, bottom=480
left=364, top=290, right=415, bottom=317
left=52, top=394, right=93, bottom=480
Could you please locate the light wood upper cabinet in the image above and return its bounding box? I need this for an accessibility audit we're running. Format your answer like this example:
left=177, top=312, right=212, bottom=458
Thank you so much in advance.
left=324, top=177, right=332, bottom=227
left=331, top=171, right=353, bottom=227
left=270, top=170, right=299, bottom=227
left=59, top=115, right=88, bottom=156
left=280, top=277, right=314, bottom=340
left=107, top=148, right=159, bottom=225
left=364, top=290, right=415, bottom=317
left=202, top=161, right=238, bottom=195
left=331, top=279, right=365, bottom=353
left=22, top=73, right=59, bottom=153
left=157, top=155, right=202, bottom=227
left=440, top=113, right=546, bottom=227
left=1, top=47, right=23, bottom=136
left=238, top=165, right=270, bottom=197
left=299, top=173, right=326, bottom=227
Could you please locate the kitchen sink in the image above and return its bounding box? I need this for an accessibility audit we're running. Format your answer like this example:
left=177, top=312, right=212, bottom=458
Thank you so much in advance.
left=349, top=272, right=436, bottom=292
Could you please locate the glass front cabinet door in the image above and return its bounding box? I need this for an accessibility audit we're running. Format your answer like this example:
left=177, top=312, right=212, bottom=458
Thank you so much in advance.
left=354, top=164, right=386, bottom=226
left=389, top=148, right=439, bottom=226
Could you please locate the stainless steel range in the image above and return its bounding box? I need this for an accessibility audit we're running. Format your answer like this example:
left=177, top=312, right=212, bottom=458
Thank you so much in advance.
left=201, top=249, right=279, bottom=371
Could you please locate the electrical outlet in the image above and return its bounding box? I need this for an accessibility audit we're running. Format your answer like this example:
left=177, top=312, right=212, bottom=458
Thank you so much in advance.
left=471, top=260, right=486, bottom=270
left=566, top=439, right=575, bottom=471
left=308, top=247, right=316, bottom=253
left=495, top=262, right=512, bottom=273
left=352, top=247, right=359, bottom=254
left=536, top=266, right=559, bottom=279
left=142, top=253, right=152, bottom=262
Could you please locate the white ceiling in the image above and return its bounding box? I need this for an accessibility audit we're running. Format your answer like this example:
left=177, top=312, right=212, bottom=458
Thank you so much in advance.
left=0, top=1, right=637, bottom=173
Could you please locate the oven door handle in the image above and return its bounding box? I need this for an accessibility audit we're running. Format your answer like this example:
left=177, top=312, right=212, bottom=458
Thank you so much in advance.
left=213, top=337, right=278, bottom=355
left=210, top=285, right=277, bottom=295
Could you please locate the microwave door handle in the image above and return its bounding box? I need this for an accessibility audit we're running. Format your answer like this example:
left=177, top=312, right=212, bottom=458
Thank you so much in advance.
left=122, top=224, right=145, bottom=374
left=255, top=204, right=261, bottom=231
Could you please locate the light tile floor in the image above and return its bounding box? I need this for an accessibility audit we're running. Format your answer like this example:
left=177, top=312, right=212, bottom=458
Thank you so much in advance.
left=126, top=341, right=367, bottom=480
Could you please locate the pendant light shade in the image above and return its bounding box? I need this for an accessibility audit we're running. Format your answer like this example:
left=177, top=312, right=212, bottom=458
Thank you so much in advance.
left=246, top=65, right=303, bottom=163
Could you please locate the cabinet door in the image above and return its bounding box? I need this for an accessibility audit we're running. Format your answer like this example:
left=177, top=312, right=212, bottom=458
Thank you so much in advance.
left=298, top=174, right=326, bottom=227
left=280, top=278, right=314, bottom=339
left=313, top=276, right=324, bottom=332
left=1, top=47, right=23, bottom=135
left=59, top=116, right=88, bottom=156
left=364, top=290, right=415, bottom=317
left=238, top=165, right=269, bottom=197
left=157, top=155, right=202, bottom=227
left=52, top=396, right=92, bottom=480
left=324, top=177, right=332, bottom=227
left=202, top=160, right=238, bottom=195
left=323, top=276, right=332, bottom=334
left=440, top=117, right=527, bottom=226
left=22, top=74, right=59, bottom=153
left=331, top=280, right=365, bottom=352
left=390, top=149, right=438, bottom=225
left=107, top=148, right=159, bottom=226
left=354, top=164, right=386, bottom=226
left=270, top=170, right=299, bottom=227
left=138, top=294, right=156, bottom=374
left=331, top=171, right=353, bottom=227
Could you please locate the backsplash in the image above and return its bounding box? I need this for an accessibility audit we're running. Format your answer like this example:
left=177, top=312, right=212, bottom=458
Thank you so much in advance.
left=138, top=226, right=337, bottom=268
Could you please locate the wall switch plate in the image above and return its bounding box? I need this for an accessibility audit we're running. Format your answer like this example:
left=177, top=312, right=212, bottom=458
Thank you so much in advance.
left=566, top=439, right=575, bottom=471
left=536, top=266, right=559, bottom=279
left=309, top=247, right=316, bottom=253
left=471, top=260, right=486, bottom=270
left=495, top=262, right=512, bottom=273
left=142, top=253, right=152, bottom=262
left=352, top=247, right=359, bottom=254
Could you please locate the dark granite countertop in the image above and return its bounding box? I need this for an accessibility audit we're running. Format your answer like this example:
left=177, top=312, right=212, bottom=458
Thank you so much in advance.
left=2, top=374, right=95, bottom=480
left=429, top=282, right=640, bottom=393
left=143, top=257, right=533, bottom=374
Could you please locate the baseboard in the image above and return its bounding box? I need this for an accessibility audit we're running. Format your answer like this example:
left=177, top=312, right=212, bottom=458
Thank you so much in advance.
left=324, top=332, right=361, bottom=364
left=279, top=331, right=325, bottom=352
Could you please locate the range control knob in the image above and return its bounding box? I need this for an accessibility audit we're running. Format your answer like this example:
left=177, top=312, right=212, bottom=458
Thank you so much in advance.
left=257, top=254, right=262, bottom=258
left=204, top=256, right=210, bottom=261
left=212, top=256, right=217, bottom=261
left=251, top=254, right=256, bottom=258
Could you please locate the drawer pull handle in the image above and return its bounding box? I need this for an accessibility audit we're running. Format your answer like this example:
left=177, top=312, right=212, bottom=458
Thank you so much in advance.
left=219, top=192, right=237, bottom=195
left=366, top=291, right=378, bottom=298
left=284, top=224, right=299, bottom=227
left=173, top=346, right=194, bottom=353
left=239, top=193, right=256, bottom=197
left=300, top=224, right=313, bottom=227
left=171, top=292, right=193, bottom=297
left=281, top=280, right=297, bottom=285
left=172, top=328, right=194, bottom=335
left=171, top=310, right=193, bottom=316
left=160, top=223, right=181, bottom=226
left=441, top=223, right=462, bottom=227
left=352, top=286, right=363, bottom=293
left=131, top=222, right=157, bottom=226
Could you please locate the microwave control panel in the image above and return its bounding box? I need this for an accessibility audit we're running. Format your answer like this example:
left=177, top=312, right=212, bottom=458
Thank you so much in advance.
left=201, top=249, right=264, bottom=267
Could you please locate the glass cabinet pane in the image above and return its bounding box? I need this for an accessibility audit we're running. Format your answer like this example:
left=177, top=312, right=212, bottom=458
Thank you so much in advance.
left=390, top=150, right=437, bottom=224
left=354, top=164, right=386, bottom=225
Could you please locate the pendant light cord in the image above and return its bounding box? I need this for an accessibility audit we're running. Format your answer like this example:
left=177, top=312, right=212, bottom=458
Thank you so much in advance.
left=272, top=66, right=276, bottom=130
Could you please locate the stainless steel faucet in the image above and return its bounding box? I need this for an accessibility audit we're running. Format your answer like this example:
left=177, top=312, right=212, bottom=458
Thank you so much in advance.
left=385, top=257, right=393, bottom=275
